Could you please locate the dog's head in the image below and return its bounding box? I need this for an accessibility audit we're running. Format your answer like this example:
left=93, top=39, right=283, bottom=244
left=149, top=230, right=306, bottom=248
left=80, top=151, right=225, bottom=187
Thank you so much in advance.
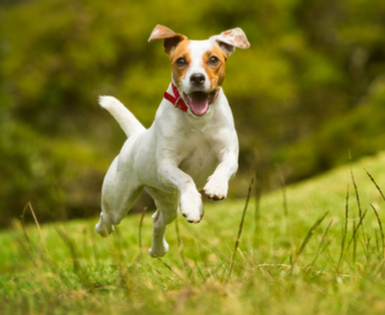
left=148, top=25, right=250, bottom=116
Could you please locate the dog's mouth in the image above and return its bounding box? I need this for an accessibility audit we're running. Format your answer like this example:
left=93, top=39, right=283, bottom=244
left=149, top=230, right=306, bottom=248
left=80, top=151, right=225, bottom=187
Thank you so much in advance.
left=183, top=91, right=217, bottom=116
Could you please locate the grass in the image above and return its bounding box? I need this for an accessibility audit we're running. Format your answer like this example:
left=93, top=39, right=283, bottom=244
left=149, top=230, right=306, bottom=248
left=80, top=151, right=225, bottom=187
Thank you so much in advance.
left=3, top=152, right=385, bottom=314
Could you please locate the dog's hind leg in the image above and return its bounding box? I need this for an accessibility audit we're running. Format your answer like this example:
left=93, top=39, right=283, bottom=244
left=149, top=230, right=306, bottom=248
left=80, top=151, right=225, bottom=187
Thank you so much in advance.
left=146, top=188, right=178, bottom=257
left=96, top=156, right=144, bottom=237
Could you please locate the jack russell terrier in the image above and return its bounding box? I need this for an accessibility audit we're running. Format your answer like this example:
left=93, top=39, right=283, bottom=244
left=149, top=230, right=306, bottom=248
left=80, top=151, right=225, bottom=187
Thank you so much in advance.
left=96, top=25, right=250, bottom=257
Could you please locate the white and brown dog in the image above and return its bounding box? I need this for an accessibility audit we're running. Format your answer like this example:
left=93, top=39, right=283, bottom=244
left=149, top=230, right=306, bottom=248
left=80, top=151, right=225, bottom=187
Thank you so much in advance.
left=96, top=25, right=250, bottom=257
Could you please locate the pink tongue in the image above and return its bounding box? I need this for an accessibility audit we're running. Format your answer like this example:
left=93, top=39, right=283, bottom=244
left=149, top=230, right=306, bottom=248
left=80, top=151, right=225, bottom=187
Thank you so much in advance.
left=189, top=92, right=209, bottom=116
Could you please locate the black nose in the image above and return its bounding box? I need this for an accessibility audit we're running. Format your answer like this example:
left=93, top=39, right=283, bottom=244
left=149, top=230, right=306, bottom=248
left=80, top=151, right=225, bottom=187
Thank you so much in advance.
left=190, top=73, right=205, bottom=86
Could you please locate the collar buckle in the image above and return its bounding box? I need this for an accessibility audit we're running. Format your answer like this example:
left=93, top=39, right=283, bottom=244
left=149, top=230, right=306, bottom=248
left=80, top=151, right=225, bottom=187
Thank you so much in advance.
left=164, top=83, right=189, bottom=112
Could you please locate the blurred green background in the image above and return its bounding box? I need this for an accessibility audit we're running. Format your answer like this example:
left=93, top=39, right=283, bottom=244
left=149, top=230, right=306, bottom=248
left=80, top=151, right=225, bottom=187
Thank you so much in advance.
left=1, top=0, right=385, bottom=228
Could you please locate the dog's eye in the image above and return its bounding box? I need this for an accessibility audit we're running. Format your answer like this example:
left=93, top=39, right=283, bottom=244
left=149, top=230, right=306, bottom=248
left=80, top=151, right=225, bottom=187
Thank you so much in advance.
left=176, top=57, right=188, bottom=68
left=208, top=56, right=220, bottom=66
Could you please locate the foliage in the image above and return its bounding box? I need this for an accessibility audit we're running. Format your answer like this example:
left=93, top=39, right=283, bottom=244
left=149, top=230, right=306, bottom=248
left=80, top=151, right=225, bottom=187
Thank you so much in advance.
left=2, top=153, right=385, bottom=314
left=1, top=0, right=385, bottom=226
left=277, top=76, right=385, bottom=181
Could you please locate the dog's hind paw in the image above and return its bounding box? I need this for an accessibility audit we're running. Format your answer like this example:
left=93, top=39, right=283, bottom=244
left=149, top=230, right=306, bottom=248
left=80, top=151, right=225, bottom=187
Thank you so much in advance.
left=95, top=219, right=115, bottom=237
left=149, top=241, right=169, bottom=258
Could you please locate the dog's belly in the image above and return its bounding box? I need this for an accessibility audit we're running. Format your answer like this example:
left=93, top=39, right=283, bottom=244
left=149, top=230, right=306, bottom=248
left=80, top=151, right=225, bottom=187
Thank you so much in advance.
left=178, top=148, right=217, bottom=190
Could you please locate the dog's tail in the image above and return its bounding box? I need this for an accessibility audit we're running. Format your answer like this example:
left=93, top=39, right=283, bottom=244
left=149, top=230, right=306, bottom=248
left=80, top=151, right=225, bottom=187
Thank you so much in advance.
left=99, top=96, right=146, bottom=138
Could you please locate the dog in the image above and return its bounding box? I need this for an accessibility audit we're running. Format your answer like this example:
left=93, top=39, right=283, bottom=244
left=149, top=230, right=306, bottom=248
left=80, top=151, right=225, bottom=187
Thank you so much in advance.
left=96, top=25, right=250, bottom=257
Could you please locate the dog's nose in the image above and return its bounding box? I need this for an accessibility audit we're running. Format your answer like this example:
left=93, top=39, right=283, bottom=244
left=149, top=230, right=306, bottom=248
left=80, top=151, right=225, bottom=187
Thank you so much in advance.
left=190, top=73, right=205, bottom=86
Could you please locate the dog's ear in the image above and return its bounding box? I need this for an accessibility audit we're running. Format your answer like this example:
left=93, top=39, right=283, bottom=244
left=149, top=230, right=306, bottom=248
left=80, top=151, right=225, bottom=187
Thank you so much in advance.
left=210, top=28, right=250, bottom=56
left=148, top=25, right=187, bottom=58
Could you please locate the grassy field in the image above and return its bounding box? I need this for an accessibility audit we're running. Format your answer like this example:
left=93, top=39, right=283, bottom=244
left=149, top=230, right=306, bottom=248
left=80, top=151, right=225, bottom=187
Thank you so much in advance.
left=2, top=152, right=385, bottom=314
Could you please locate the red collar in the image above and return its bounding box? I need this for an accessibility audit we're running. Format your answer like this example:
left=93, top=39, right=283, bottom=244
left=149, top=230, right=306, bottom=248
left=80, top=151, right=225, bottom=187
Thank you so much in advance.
left=164, top=83, right=188, bottom=112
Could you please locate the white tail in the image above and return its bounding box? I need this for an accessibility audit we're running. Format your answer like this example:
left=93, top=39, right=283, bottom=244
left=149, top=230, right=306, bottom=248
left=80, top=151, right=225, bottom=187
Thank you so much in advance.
left=99, top=96, right=146, bottom=138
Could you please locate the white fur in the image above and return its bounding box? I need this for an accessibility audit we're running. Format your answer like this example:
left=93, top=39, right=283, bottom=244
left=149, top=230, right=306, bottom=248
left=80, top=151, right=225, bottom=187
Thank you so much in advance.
left=96, top=34, right=246, bottom=258
left=179, top=40, right=214, bottom=94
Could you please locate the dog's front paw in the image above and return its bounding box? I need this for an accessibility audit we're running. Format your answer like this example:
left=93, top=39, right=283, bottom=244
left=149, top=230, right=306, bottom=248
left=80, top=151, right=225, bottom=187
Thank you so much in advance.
left=180, top=189, right=204, bottom=223
left=204, top=175, right=228, bottom=200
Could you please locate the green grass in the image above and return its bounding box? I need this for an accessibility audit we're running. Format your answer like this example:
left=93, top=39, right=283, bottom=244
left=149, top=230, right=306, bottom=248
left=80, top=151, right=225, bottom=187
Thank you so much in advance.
left=3, top=152, right=385, bottom=314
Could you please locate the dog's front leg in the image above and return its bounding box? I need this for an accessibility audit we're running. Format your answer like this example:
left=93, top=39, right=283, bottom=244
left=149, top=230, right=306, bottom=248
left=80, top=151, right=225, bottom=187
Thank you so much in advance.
left=158, top=160, right=203, bottom=223
left=204, top=149, right=238, bottom=200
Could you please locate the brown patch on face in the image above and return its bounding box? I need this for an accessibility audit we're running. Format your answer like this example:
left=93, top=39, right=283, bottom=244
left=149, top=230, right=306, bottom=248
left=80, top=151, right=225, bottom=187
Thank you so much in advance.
left=169, top=40, right=191, bottom=89
left=203, top=45, right=227, bottom=92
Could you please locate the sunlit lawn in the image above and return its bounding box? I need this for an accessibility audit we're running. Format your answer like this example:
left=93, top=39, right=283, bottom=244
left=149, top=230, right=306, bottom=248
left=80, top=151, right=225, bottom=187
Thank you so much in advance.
left=2, top=152, right=385, bottom=314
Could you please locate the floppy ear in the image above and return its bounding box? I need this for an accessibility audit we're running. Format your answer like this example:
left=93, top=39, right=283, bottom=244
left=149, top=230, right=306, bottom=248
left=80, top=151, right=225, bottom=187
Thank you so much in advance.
left=148, top=25, right=188, bottom=58
left=210, top=28, right=250, bottom=56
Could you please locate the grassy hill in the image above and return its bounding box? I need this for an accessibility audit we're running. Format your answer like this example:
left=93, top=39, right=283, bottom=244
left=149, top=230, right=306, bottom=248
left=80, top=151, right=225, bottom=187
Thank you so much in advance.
left=2, top=152, right=385, bottom=314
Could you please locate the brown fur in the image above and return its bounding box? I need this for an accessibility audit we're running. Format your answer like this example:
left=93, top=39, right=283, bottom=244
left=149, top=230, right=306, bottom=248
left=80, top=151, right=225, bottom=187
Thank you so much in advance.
left=203, top=45, right=227, bottom=92
left=169, top=40, right=191, bottom=89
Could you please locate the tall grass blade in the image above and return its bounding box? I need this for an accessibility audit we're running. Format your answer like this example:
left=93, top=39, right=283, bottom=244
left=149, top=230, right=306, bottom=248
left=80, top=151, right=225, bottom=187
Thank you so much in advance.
left=353, top=220, right=357, bottom=266
left=21, top=202, right=49, bottom=254
left=277, top=165, right=289, bottom=220
left=15, top=238, right=37, bottom=268
left=309, top=218, right=333, bottom=268
left=277, top=165, right=295, bottom=252
left=194, top=259, right=205, bottom=281
left=175, top=215, right=189, bottom=275
left=228, top=177, right=254, bottom=280
left=20, top=203, right=35, bottom=255
left=365, top=169, right=385, bottom=202
left=20, top=202, right=53, bottom=268
left=297, top=211, right=329, bottom=257
left=291, top=211, right=329, bottom=273
left=101, top=226, right=131, bottom=292
left=370, top=203, right=385, bottom=258
left=193, top=237, right=214, bottom=282
left=375, top=230, right=380, bottom=257
left=347, top=209, right=368, bottom=248
left=338, top=185, right=350, bottom=271
left=56, top=228, right=81, bottom=273
left=253, top=155, right=263, bottom=250
left=350, top=155, right=367, bottom=246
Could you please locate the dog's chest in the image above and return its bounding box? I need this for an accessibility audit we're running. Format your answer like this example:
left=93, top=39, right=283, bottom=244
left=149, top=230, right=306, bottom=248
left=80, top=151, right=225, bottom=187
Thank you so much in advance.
left=176, top=130, right=219, bottom=189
